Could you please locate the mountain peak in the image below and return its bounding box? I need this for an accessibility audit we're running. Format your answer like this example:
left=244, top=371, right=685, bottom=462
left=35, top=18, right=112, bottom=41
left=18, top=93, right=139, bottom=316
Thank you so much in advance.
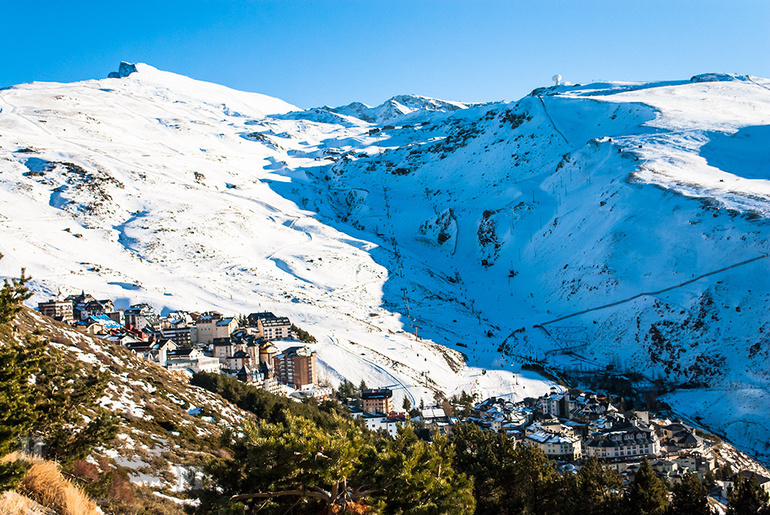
left=330, top=94, right=468, bottom=124
left=100, top=62, right=297, bottom=116
left=107, top=61, right=138, bottom=79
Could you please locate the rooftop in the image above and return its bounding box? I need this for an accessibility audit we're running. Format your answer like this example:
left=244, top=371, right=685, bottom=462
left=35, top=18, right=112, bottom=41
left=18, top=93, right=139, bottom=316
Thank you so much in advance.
left=362, top=388, right=393, bottom=399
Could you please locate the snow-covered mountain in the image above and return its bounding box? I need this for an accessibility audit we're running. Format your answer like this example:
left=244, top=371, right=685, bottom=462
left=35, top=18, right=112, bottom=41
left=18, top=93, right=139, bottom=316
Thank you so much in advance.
left=330, top=94, right=470, bottom=124
left=0, top=62, right=555, bottom=416
left=1, top=63, right=770, bottom=463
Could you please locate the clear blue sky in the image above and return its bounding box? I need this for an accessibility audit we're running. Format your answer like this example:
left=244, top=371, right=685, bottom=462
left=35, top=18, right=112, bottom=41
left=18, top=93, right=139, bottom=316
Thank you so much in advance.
left=2, top=1, right=769, bottom=108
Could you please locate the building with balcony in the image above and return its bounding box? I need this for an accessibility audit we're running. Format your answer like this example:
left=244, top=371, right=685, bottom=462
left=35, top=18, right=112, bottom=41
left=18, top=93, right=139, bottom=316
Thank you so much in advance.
left=274, top=345, right=316, bottom=389
left=361, top=388, right=393, bottom=414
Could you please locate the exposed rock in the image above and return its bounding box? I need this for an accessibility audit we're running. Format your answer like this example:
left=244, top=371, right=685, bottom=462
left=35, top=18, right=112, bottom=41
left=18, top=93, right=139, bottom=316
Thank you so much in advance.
left=107, top=61, right=138, bottom=79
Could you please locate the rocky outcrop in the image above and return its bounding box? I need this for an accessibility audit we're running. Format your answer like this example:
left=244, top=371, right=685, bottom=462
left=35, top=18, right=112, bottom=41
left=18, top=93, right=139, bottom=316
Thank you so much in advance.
left=107, top=61, right=137, bottom=79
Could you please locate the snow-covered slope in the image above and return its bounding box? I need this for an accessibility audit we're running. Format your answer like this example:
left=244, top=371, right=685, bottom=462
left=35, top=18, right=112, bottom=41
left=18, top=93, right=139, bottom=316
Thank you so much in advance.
left=1, top=64, right=770, bottom=463
left=0, top=62, right=553, bottom=415
left=298, top=73, right=770, bottom=463
left=331, top=94, right=469, bottom=124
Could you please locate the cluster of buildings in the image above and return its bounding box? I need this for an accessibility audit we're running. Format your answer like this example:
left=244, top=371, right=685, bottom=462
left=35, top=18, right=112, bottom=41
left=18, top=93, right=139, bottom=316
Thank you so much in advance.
left=463, top=388, right=726, bottom=484
left=39, top=292, right=327, bottom=397
left=349, top=384, right=727, bottom=488
left=349, top=388, right=453, bottom=438
left=39, top=292, right=767, bottom=495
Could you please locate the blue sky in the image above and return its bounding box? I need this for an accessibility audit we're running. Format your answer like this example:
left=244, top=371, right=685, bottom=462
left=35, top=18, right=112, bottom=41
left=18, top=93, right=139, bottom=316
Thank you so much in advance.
left=2, top=1, right=769, bottom=108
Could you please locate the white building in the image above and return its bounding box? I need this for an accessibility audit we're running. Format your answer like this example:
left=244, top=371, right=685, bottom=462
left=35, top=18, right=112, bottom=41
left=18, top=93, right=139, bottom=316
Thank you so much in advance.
left=525, top=430, right=582, bottom=460
left=356, top=412, right=407, bottom=438
left=584, top=425, right=660, bottom=460
left=165, top=348, right=221, bottom=374
left=195, top=312, right=238, bottom=344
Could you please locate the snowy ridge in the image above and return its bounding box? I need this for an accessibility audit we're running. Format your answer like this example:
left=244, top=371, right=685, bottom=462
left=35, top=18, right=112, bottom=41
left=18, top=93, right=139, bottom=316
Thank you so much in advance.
left=331, top=94, right=469, bottom=124
left=1, top=64, right=770, bottom=463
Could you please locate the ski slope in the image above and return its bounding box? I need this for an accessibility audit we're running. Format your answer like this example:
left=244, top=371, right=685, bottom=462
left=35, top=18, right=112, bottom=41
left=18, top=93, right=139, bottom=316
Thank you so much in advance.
left=1, top=64, right=769, bottom=462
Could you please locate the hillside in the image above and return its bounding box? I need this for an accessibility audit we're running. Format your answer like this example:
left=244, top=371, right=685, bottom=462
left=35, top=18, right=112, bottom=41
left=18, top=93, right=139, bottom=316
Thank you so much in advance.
left=1, top=63, right=769, bottom=463
left=1, top=304, right=249, bottom=508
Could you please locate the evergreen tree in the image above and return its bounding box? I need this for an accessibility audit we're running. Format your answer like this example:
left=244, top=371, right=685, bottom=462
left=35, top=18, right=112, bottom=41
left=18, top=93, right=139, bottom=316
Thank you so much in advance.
left=452, top=423, right=562, bottom=515
left=0, top=255, right=31, bottom=324
left=727, top=473, right=770, bottom=515
left=511, top=443, right=560, bottom=515
left=209, top=412, right=368, bottom=514
left=553, top=470, right=582, bottom=515
left=402, top=396, right=411, bottom=412
left=0, top=260, right=116, bottom=487
left=626, top=459, right=669, bottom=515
left=198, top=411, right=474, bottom=514
left=670, top=472, right=711, bottom=515
left=451, top=422, right=514, bottom=514
left=192, top=371, right=344, bottom=428
left=0, top=260, right=36, bottom=487
left=291, top=324, right=317, bottom=343
left=364, top=426, right=475, bottom=515
left=0, top=335, right=42, bottom=488
left=704, top=470, right=717, bottom=491
left=30, top=337, right=118, bottom=465
left=576, top=457, right=624, bottom=515
left=0, top=331, right=118, bottom=469
left=336, top=379, right=355, bottom=401
left=718, top=463, right=734, bottom=480
left=457, top=390, right=474, bottom=417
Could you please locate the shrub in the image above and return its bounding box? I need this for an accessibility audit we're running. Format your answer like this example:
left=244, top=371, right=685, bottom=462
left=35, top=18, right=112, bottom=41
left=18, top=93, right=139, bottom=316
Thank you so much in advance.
left=19, top=460, right=99, bottom=515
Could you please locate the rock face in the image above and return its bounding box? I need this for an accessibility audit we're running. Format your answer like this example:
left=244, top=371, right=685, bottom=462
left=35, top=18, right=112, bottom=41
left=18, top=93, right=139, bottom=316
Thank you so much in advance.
left=107, top=61, right=138, bottom=79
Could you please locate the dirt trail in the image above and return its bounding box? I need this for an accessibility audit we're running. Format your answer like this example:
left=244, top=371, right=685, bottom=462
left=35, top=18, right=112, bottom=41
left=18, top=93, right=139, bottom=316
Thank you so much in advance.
left=540, top=253, right=769, bottom=326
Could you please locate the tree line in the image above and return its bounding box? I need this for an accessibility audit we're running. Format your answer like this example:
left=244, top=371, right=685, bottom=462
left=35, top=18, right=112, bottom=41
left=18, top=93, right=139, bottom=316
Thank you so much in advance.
left=190, top=372, right=770, bottom=515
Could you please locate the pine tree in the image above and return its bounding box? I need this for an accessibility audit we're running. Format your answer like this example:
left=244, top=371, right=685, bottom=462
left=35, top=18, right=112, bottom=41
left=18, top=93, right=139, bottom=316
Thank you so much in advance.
left=336, top=379, right=355, bottom=401
left=402, top=396, right=411, bottom=412
left=452, top=423, right=562, bottom=515
left=718, top=463, right=734, bottom=480
left=0, top=336, right=42, bottom=488
left=0, top=259, right=116, bottom=486
left=511, top=444, right=560, bottom=515
left=200, top=412, right=475, bottom=514
left=670, top=472, right=711, bottom=515
left=31, top=340, right=118, bottom=465
left=0, top=255, right=32, bottom=325
left=364, top=425, right=475, bottom=515
left=704, top=470, right=717, bottom=491
left=222, top=411, right=369, bottom=514
left=0, top=261, right=37, bottom=488
left=626, top=459, right=669, bottom=515
left=727, top=473, right=770, bottom=515
left=576, top=457, right=624, bottom=515
left=452, top=422, right=515, bottom=514
left=554, top=470, right=582, bottom=515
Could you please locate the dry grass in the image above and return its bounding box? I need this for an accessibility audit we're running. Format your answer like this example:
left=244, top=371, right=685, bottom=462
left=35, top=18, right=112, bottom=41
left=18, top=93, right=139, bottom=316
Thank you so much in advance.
left=0, top=490, right=54, bottom=515
left=0, top=452, right=41, bottom=466
left=18, top=460, right=98, bottom=515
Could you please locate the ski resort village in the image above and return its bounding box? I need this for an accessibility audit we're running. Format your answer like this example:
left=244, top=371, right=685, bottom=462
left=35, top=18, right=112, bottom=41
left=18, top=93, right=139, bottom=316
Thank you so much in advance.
left=32, top=288, right=770, bottom=503
left=38, top=291, right=328, bottom=398
left=2, top=57, right=770, bottom=513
